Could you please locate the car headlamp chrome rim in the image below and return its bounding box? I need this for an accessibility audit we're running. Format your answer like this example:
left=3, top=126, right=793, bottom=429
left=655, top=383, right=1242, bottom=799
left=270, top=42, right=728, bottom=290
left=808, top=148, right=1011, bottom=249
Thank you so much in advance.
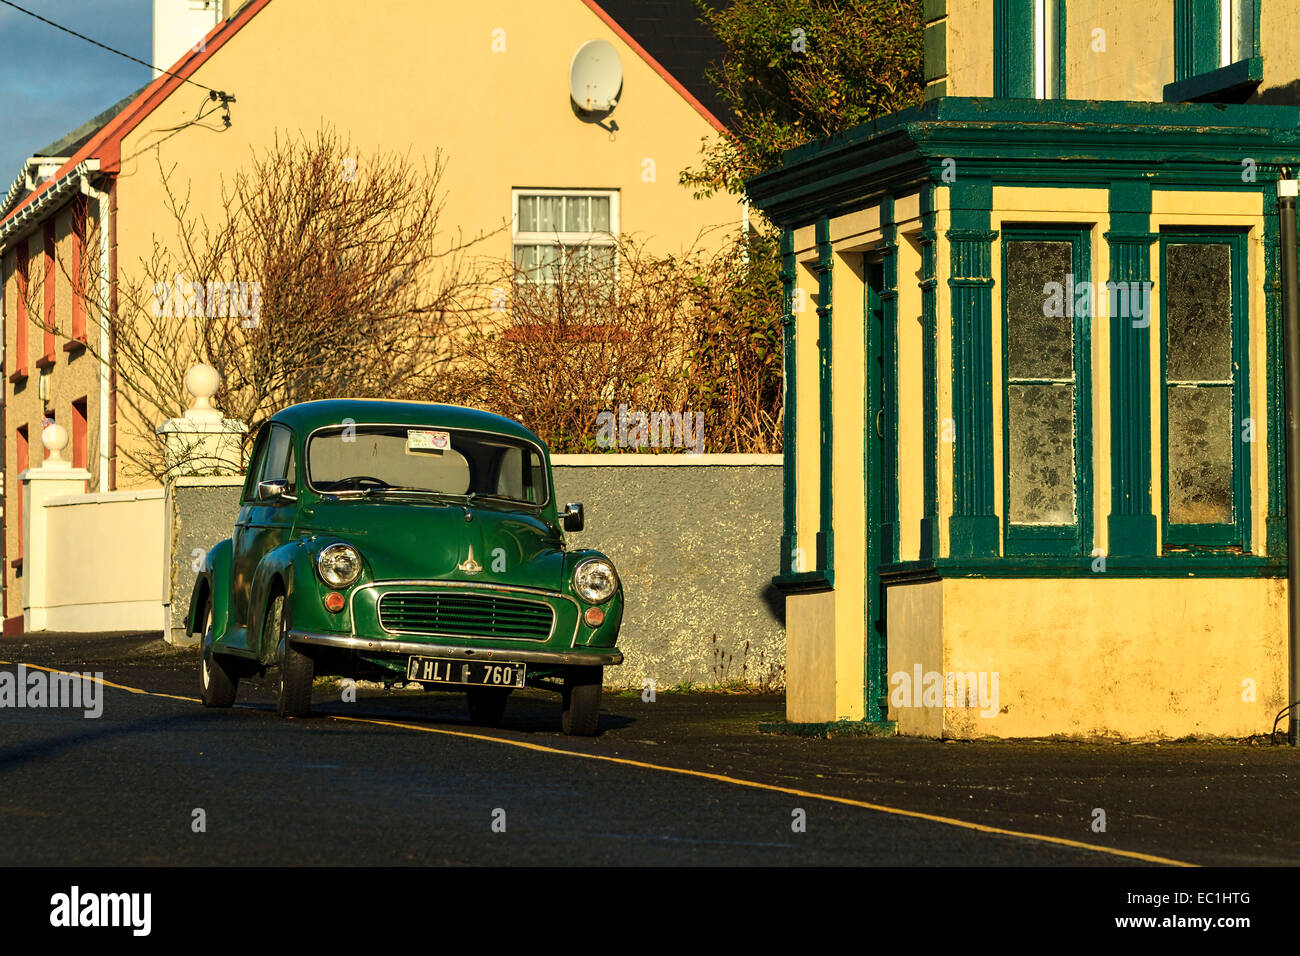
left=572, top=557, right=618, bottom=604
left=316, top=542, right=362, bottom=589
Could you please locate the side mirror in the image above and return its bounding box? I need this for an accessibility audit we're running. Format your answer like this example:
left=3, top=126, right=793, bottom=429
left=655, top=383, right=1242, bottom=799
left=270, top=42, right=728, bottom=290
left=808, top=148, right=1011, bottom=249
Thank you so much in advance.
left=257, top=478, right=295, bottom=502
left=561, top=501, right=584, bottom=532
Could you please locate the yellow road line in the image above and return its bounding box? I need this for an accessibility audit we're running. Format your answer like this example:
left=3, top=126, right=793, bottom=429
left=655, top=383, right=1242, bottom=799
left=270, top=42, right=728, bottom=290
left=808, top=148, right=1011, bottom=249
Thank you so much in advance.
left=0, top=660, right=1196, bottom=866
left=1, top=660, right=200, bottom=704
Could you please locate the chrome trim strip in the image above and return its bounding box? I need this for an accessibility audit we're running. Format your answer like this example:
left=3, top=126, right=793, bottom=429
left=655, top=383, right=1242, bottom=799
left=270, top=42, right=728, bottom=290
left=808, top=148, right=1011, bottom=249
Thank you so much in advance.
left=290, top=630, right=622, bottom=667
left=376, top=589, right=557, bottom=642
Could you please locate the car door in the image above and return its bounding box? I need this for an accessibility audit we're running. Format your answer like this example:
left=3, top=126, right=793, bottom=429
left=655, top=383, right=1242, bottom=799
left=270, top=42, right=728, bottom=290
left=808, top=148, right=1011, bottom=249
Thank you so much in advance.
left=230, top=423, right=298, bottom=645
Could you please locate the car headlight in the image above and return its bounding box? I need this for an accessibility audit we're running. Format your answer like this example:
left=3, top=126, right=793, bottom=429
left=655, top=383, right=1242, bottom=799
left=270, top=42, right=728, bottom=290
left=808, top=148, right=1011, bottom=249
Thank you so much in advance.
left=316, top=542, right=362, bottom=589
left=572, top=557, right=618, bottom=604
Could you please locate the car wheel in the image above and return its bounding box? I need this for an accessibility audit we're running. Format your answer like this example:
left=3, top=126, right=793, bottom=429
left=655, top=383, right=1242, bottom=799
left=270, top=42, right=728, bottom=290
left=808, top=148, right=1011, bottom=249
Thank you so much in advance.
left=271, top=594, right=314, bottom=718
left=560, top=666, right=603, bottom=736
left=466, top=687, right=511, bottom=727
left=198, top=600, right=239, bottom=708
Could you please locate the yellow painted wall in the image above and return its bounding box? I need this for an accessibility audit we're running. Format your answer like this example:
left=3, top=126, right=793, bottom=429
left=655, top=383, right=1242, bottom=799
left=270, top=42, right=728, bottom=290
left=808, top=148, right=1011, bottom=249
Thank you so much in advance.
left=1064, top=1, right=1173, bottom=102
left=934, top=190, right=953, bottom=556
left=793, top=244, right=820, bottom=573
left=785, top=588, right=836, bottom=722
left=888, top=576, right=1287, bottom=739
left=945, top=0, right=993, bottom=98
left=829, top=248, right=866, bottom=719
left=896, top=231, right=924, bottom=562
left=1254, top=2, right=1300, bottom=102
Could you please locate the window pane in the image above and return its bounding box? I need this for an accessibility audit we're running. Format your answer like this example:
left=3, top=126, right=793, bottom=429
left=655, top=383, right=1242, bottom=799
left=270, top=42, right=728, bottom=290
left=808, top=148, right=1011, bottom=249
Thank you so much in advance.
left=566, top=196, right=590, bottom=232
left=590, top=196, right=611, bottom=232
left=1040, top=0, right=1059, bottom=98
left=1167, top=385, right=1233, bottom=524
left=1166, top=242, right=1232, bottom=382
left=588, top=244, right=616, bottom=271
left=535, top=244, right=560, bottom=282
left=514, top=243, right=537, bottom=274
left=518, top=196, right=537, bottom=233
left=1007, top=383, right=1076, bottom=525
left=1006, top=240, right=1074, bottom=380
left=261, top=426, right=292, bottom=483
left=534, top=196, right=563, bottom=233
left=1233, top=0, right=1253, bottom=62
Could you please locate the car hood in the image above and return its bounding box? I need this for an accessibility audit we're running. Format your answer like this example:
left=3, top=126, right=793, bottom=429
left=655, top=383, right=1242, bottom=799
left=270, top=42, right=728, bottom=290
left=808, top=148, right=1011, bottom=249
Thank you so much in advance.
left=298, top=499, right=567, bottom=590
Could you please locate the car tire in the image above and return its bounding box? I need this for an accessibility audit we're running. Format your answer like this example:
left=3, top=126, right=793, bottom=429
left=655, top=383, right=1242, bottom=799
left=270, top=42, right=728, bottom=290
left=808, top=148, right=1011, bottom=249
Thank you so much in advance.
left=271, top=594, right=314, bottom=718
left=199, top=601, right=239, bottom=708
left=561, top=666, right=603, bottom=736
left=466, top=687, right=511, bottom=727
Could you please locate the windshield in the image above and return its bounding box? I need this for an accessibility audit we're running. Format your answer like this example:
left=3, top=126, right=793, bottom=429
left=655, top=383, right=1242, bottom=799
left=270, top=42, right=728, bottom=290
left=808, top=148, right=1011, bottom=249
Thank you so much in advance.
left=307, top=425, right=549, bottom=506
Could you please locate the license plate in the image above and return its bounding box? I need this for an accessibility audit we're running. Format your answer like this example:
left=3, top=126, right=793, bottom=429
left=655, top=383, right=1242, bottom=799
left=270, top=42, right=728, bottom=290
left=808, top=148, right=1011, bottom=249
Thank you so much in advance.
left=406, top=656, right=525, bottom=688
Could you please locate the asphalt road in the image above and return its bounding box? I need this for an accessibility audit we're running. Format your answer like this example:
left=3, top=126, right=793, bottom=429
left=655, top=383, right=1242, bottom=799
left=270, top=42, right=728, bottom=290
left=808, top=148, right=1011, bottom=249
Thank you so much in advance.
left=0, top=633, right=1296, bottom=866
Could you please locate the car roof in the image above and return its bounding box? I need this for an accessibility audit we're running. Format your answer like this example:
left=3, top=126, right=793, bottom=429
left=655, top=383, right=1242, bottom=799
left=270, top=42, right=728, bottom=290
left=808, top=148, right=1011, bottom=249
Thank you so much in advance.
left=267, top=399, right=546, bottom=447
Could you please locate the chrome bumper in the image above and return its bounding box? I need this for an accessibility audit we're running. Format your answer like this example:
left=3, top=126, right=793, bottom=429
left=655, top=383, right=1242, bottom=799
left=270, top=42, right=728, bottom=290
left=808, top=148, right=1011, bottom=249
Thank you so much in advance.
left=289, top=630, right=623, bottom=667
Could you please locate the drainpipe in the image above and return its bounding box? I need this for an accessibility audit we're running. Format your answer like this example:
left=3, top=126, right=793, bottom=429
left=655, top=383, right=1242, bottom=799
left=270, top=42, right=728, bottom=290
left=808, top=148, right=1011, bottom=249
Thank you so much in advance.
left=78, top=174, right=111, bottom=494
left=1278, top=171, right=1300, bottom=746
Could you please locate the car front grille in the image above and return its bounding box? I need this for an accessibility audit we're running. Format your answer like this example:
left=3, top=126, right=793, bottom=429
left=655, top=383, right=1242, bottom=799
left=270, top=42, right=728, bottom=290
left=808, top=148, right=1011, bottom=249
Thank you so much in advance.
left=377, top=591, right=555, bottom=641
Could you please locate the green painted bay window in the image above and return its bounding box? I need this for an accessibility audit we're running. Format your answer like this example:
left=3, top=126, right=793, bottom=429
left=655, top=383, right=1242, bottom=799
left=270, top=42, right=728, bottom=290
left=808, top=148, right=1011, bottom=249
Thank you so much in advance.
left=1159, top=231, right=1251, bottom=550
left=1000, top=227, right=1092, bottom=555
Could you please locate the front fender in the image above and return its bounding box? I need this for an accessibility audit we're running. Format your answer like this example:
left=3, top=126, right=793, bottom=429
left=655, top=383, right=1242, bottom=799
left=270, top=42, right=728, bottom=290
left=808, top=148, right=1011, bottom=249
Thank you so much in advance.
left=187, top=538, right=233, bottom=640
left=248, top=540, right=310, bottom=665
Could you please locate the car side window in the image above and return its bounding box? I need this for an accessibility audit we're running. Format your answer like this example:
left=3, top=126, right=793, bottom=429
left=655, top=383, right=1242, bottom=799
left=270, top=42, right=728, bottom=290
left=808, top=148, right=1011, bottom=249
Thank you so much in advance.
left=242, top=428, right=271, bottom=502
left=261, top=425, right=294, bottom=490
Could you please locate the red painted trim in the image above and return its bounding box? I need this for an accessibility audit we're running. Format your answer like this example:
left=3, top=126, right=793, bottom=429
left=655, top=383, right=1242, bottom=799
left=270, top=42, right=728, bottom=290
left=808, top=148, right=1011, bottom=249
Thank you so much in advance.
left=3, top=614, right=23, bottom=637
left=579, top=0, right=727, bottom=135
left=42, top=221, right=55, bottom=360
left=71, top=194, right=86, bottom=341
left=13, top=243, right=28, bottom=377
left=108, top=180, right=118, bottom=492
left=0, top=0, right=274, bottom=227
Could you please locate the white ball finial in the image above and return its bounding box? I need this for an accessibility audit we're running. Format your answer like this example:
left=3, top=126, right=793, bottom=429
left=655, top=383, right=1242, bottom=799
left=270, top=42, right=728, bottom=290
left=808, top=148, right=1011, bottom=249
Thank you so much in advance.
left=41, top=422, right=69, bottom=466
left=184, top=363, right=223, bottom=422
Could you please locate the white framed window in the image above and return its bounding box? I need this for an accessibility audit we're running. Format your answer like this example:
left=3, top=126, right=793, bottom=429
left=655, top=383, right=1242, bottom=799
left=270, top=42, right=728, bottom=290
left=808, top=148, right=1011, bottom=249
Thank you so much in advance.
left=511, top=189, right=619, bottom=284
left=1221, top=0, right=1254, bottom=67
left=1033, top=0, right=1061, bottom=99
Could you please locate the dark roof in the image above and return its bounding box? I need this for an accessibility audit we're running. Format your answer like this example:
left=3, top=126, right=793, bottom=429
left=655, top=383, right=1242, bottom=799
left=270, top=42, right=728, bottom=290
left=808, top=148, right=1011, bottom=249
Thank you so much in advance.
left=269, top=399, right=544, bottom=445
left=34, top=86, right=145, bottom=158
left=597, top=0, right=732, bottom=128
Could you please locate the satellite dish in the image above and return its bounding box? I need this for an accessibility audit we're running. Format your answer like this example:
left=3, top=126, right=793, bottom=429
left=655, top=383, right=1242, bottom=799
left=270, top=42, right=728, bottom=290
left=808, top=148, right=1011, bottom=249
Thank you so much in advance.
left=569, top=39, right=622, bottom=113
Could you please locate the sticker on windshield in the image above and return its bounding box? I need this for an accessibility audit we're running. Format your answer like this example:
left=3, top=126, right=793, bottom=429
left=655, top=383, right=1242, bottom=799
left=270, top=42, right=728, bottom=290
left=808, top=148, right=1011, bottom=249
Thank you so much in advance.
left=407, top=429, right=450, bottom=453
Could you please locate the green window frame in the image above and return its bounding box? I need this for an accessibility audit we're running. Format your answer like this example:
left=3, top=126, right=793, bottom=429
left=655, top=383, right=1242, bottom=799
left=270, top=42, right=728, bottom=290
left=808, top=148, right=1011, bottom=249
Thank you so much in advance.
left=993, top=0, right=1065, bottom=99
left=998, top=226, right=1092, bottom=554
left=999, top=226, right=1093, bottom=556
left=1167, top=0, right=1261, bottom=102
left=1158, top=230, right=1251, bottom=551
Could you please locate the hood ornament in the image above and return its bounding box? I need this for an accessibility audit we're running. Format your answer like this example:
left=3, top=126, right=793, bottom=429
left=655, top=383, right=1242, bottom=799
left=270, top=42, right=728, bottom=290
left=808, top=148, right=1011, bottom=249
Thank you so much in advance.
left=457, top=546, right=482, bottom=575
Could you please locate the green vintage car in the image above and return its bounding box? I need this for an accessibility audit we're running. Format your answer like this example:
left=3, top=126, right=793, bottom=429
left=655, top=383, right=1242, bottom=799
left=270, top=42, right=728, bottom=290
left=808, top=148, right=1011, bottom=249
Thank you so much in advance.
left=188, top=399, right=623, bottom=735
